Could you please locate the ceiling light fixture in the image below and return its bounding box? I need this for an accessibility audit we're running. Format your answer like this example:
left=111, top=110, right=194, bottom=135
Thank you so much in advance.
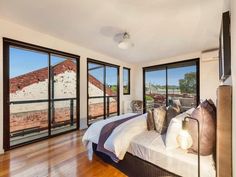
left=118, top=32, right=134, bottom=50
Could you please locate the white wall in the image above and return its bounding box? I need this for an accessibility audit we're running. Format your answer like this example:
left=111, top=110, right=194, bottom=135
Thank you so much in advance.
left=134, top=51, right=220, bottom=103
left=0, top=19, right=136, bottom=153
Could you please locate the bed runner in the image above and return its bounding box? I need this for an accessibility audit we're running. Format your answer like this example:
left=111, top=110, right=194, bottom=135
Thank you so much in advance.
left=96, top=114, right=141, bottom=162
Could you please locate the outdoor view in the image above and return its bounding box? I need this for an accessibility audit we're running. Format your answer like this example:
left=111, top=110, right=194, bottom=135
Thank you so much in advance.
left=88, top=62, right=119, bottom=124
left=9, top=46, right=78, bottom=146
left=145, top=62, right=198, bottom=112
left=123, top=68, right=130, bottom=94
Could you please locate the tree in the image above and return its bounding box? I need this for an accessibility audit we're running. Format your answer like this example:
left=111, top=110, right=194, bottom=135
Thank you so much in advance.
left=179, top=72, right=196, bottom=94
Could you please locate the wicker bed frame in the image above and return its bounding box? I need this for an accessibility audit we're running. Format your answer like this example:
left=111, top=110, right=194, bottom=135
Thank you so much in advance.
left=92, top=85, right=232, bottom=177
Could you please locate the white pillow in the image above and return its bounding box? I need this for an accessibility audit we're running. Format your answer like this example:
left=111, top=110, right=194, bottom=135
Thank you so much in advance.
left=165, top=108, right=195, bottom=150
left=165, top=118, right=182, bottom=150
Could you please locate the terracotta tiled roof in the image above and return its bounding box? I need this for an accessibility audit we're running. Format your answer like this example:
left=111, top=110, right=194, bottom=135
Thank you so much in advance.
left=10, top=60, right=76, bottom=93
left=10, top=59, right=116, bottom=96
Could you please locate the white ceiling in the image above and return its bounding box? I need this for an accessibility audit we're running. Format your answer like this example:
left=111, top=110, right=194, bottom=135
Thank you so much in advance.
left=0, top=0, right=224, bottom=63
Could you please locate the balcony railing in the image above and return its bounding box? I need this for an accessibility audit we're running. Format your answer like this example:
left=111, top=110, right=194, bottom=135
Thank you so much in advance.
left=10, top=97, right=76, bottom=138
left=88, top=95, right=118, bottom=121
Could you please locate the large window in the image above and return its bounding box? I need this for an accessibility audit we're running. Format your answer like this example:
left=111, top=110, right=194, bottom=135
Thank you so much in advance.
left=143, top=59, right=199, bottom=112
left=3, top=38, right=80, bottom=150
left=87, top=59, right=120, bottom=124
left=123, top=67, right=130, bottom=95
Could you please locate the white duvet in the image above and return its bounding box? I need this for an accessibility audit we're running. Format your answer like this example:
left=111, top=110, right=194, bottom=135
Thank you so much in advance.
left=82, top=113, right=147, bottom=161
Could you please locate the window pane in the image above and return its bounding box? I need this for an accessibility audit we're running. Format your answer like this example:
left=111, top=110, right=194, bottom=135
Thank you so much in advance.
left=88, top=63, right=105, bottom=97
left=144, top=60, right=198, bottom=113
left=167, top=65, right=197, bottom=111
left=87, top=61, right=119, bottom=124
left=9, top=46, right=49, bottom=146
left=145, top=68, right=166, bottom=110
left=88, top=98, right=104, bottom=123
left=51, top=55, right=77, bottom=98
left=123, top=68, right=130, bottom=94
left=106, top=66, right=118, bottom=96
left=50, top=55, right=78, bottom=135
left=106, top=96, right=118, bottom=117
left=88, top=62, right=105, bottom=123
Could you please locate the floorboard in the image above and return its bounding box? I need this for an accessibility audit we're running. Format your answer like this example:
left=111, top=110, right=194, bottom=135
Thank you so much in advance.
left=0, top=130, right=127, bottom=177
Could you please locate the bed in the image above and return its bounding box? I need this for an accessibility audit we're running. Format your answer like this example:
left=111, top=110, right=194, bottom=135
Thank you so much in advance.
left=83, top=85, right=232, bottom=177
left=127, top=131, right=215, bottom=177
left=92, top=131, right=215, bottom=177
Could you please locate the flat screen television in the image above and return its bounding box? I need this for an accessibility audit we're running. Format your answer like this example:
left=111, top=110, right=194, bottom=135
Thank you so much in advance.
left=219, top=11, right=231, bottom=81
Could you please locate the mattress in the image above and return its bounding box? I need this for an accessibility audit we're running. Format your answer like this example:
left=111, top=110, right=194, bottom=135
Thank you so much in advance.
left=127, top=131, right=216, bottom=177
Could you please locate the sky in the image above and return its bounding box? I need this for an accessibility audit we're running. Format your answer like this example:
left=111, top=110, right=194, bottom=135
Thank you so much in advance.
left=9, top=47, right=74, bottom=78
left=10, top=46, right=195, bottom=86
left=145, top=65, right=196, bottom=86
left=88, top=63, right=118, bottom=85
left=10, top=47, right=118, bottom=85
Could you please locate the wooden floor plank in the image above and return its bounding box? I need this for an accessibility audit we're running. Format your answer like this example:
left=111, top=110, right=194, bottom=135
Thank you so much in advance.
left=0, top=131, right=127, bottom=177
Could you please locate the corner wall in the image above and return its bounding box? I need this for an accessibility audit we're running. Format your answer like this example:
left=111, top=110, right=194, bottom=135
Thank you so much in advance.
left=0, top=19, right=136, bottom=153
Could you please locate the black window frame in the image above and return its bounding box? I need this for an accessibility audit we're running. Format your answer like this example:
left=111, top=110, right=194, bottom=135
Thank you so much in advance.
left=123, top=67, right=131, bottom=95
left=143, top=58, right=200, bottom=113
left=87, top=58, right=120, bottom=126
left=3, top=38, right=80, bottom=150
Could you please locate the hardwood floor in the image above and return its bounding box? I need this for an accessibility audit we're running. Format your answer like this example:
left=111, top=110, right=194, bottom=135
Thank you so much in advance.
left=0, top=131, right=127, bottom=177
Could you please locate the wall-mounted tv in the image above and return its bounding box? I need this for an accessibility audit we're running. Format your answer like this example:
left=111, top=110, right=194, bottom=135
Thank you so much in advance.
left=219, top=11, right=231, bottom=81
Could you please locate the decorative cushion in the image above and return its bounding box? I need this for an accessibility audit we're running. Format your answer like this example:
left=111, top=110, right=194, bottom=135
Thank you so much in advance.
left=131, top=100, right=143, bottom=113
left=165, top=108, right=194, bottom=150
left=146, top=110, right=155, bottom=131
left=153, top=106, right=167, bottom=134
left=207, top=99, right=217, bottom=115
left=165, top=118, right=182, bottom=149
left=188, top=100, right=216, bottom=156
left=166, top=104, right=181, bottom=127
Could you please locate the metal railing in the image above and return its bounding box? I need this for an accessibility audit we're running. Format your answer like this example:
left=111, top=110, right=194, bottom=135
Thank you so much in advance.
left=88, top=95, right=118, bottom=121
left=10, top=97, right=76, bottom=137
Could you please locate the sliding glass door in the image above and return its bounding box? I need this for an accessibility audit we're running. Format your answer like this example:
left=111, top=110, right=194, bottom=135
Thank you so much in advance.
left=3, top=39, right=80, bottom=149
left=87, top=59, right=119, bottom=124
left=50, top=55, right=78, bottom=135
left=9, top=47, right=50, bottom=146
left=143, top=59, right=199, bottom=112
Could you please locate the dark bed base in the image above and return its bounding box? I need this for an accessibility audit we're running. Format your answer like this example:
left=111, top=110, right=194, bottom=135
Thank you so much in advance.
left=92, top=143, right=180, bottom=177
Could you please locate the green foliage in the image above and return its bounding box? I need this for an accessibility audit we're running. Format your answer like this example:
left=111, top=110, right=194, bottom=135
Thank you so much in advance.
left=123, top=86, right=129, bottom=94
left=111, top=85, right=117, bottom=93
left=145, top=95, right=154, bottom=101
left=179, top=72, right=196, bottom=94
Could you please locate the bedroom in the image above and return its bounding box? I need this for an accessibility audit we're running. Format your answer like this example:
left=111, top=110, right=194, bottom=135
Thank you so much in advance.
left=0, top=0, right=235, bottom=177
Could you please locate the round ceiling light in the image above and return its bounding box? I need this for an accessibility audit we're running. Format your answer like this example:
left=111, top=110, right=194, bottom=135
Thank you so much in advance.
left=118, top=32, right=134, bottom=49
